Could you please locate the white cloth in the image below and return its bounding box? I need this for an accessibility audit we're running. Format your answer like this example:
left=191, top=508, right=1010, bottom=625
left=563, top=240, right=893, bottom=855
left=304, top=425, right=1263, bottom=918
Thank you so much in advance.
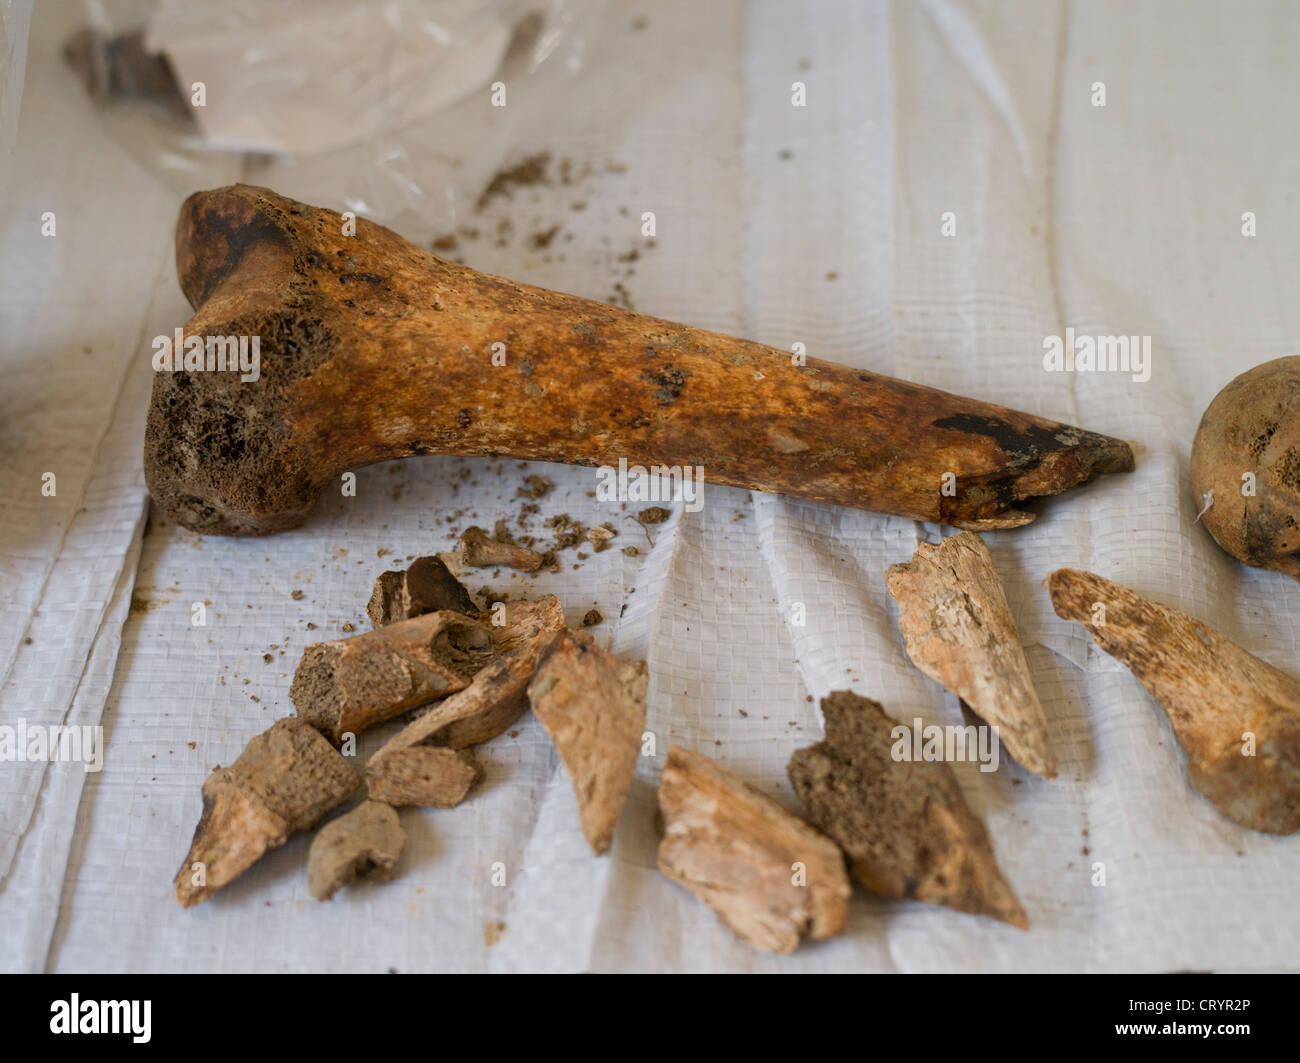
left=2, top=0, right=1298, bottom=972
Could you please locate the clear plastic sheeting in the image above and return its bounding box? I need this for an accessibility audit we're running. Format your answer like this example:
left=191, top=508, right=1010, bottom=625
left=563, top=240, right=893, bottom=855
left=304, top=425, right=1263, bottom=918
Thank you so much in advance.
left=148, top=0, right=517, bottom=156
left=62, top=0, right=594, bottom=232
left=0, top=0, right=32, bottom=191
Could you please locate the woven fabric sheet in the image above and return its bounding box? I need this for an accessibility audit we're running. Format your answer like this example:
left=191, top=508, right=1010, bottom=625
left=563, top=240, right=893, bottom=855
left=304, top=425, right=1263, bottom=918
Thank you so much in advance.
left=2, top=0, right=1298, bottom=972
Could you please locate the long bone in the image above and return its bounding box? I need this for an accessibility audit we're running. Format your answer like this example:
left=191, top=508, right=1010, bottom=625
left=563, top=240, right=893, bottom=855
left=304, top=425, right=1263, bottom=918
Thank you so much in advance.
left=145, top=185, right=1133, bottom=535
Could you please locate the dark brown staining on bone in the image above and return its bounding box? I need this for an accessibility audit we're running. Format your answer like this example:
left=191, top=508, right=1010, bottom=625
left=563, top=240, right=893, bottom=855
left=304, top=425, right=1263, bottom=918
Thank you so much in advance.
left=367, top=555, right=477, bottom=627
left=640, top=364, right=690, bottom=404
left=144, top=305, right=339, bottom=536
left=932, top=413, right=1071, bottom=467
left=787, top=691, right=1028, bottom=928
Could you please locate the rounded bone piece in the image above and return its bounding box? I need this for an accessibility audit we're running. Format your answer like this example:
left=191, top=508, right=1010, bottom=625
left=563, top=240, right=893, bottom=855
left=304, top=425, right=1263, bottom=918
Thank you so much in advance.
left=1190, top=356, right=1300, bottom=580
left=308, top=800, right=406, bottom=901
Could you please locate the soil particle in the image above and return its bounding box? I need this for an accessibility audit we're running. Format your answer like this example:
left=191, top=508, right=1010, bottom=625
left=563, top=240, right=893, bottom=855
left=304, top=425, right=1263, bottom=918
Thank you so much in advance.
left=530, top=225, right=561, bottom=249
left=517, top=475, right=553, bottom=499
left=477, top=152, right=551, bottom=211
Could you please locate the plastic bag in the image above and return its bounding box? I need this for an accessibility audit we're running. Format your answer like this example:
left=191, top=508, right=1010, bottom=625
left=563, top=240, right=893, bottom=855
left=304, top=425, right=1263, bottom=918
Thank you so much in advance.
left=0, top=0, right=33, bottom=196
left=64, top=0, right=597, bottom=234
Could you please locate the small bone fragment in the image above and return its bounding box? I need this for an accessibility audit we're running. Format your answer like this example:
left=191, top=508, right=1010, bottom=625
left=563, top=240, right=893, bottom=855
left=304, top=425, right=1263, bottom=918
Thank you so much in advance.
left=367, top=555, right=477, bottom=626
left=432, top=652, right=537, bottom=749
left=370, top=596, right=565, bottom=769
left=1190, top=357, right=1300, bottom=579
left=788, top=691, right=1028, bottom=928
left=527, top=630, right=647, bottom=854
left=365, top=747, right=481, bottom=808
left=657, top=746, right=850, bottom=953
left=308, top=799, right=406, bottom=900
left=1049, top=568, right=1300, bottom=834
left=459, top=526, right=544, bottom=571
left=885, top=531, right=1057, bottom=778
left=587, top=524, right=616, bottom=551
left=290, top=611, right=494, bottom=743
left=174, top=717, right=361, bottom=907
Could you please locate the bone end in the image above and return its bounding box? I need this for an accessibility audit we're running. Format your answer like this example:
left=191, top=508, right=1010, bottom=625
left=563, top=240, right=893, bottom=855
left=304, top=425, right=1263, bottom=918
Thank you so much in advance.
left=1047, top=568, right=1105, bottom=623
left=938, top=419, right=1135, bottom=530
left=174, top=718, right=361, bottom=907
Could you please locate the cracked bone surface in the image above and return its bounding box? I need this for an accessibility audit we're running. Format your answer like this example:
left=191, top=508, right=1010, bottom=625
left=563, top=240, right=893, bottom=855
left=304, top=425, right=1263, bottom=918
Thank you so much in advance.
left=174, top=717, right=361, bottom=907
left=1049, top=568, right=1300, bottom=834
left=308, top=799, right=406, bottom=901
left=145, top=185, right=1134, bottom=535
left=527, top=629, right=647, bottom=855
left=885, top=530, right=1057, bottom=778
left=290, top=610, right=494, bottom=744
left=657, top=745, right=851, bottom=953
left=788, top=691, right=1027, bottom=928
